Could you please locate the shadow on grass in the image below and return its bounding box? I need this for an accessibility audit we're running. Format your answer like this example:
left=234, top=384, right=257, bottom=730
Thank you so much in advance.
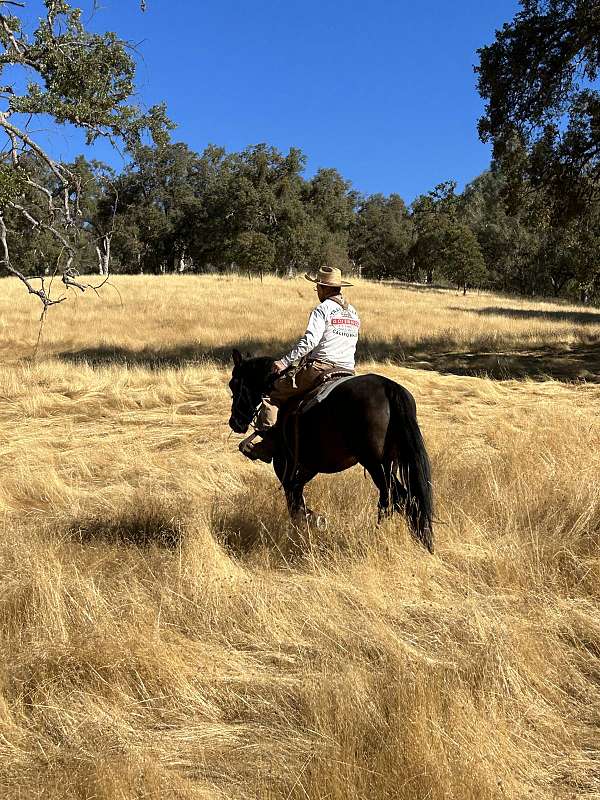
left=386, top=280, right=458, bottom=295
left=210, top=486, right=296, bottom=562
left=399, top=340, right=600, bottom=383
left=211, top=472, right=384, bottom=566
left=213, top=507, right=274, bottom=558
left=212, top=502, right=345, bottom=566
left=451, top=305, right=600, bottom=326
left=57, top=332, right=600, bottom=383
left=70, top=501, right=185, bottom=549
left=58, top=340, right=291, bottom=370
left=360, top=333, right=600, bottom=382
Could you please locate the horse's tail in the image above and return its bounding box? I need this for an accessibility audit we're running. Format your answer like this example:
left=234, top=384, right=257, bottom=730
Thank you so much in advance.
left=384, top=381, right=434, bottom=553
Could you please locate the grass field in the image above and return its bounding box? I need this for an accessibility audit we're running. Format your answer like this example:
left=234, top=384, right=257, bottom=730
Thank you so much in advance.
left=0, top=274, right=599, bottom=799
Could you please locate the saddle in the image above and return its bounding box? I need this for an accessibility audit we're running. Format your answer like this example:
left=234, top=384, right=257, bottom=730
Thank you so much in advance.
left=293, top=370, right=356, bottom=415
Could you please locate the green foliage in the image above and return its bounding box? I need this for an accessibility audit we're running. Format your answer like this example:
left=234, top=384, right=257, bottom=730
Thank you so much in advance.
left=102, top=142, right=359, bottom=277
left=1, top=2, right=173, bottom=147
left=350, top=194, right=413, bottom=279
left=476, top=0, right=600, bottom=217
left=461, top=170, right=533, bottom=292
left=0, top=163, right=25, bottom=209
left=234, top=231, right=276, bottom=279
left=411, top=182, right=460, bottom=284
left=8, top=139, right=597, bottom=302
left=437, top=223, right=487, bottom=292
left=2, top=0, right=598, bottom=307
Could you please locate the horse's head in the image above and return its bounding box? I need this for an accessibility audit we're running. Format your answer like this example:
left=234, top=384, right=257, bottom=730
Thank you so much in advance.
left=228, top=349, right=274, bottom=433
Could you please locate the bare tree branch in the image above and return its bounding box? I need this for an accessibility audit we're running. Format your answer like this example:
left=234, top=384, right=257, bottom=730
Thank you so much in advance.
left=0, top=213, right=66, bottom=307
left=0, top=114, right=76, bottom=221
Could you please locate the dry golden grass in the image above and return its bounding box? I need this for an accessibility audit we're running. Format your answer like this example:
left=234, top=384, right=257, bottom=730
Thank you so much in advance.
left=0, top=274, right=599, bottom=799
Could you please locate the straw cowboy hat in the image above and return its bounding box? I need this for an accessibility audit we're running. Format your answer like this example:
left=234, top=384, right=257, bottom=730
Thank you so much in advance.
left=304, top=265, right=353, bottom=287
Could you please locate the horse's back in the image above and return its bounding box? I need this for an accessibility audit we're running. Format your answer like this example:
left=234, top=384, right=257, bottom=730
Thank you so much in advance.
left=293, top=373, right=415, bottom=472
left=320, top=373, right=416, bottom=415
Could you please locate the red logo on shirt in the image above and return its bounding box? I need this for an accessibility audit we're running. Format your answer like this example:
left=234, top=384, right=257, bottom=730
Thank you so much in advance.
left=332, top=317, right=360, bottom=326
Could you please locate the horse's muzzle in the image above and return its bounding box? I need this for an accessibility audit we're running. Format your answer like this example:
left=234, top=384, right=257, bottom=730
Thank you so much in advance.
left=229, top=416, right=248, bottom=434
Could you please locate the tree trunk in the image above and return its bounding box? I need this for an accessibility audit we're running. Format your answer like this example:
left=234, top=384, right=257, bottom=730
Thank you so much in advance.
left=174, top=251, right=187, bottom=273
left=95, top=233, right=111, bottom=275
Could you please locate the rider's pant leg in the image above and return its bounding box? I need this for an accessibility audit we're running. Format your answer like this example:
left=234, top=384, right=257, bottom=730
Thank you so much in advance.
left=255, top=398, right=278, bottom=431
left=256, top=362, right=337, bottom=433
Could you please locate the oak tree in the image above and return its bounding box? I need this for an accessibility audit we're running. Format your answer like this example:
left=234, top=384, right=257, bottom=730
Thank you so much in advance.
left=0, top=0, right=170, bottom=307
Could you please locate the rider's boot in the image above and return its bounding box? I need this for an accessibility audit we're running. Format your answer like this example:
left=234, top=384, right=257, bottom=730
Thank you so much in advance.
left=238, top=429, right=277, bottom=463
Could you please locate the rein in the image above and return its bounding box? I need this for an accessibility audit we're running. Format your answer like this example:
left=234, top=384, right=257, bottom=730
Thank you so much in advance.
left=232, top=378, right=258, bottom=431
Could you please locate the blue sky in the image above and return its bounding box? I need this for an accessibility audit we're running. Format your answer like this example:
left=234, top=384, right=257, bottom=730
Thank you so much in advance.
left=16, top=0, right=521, bottom=203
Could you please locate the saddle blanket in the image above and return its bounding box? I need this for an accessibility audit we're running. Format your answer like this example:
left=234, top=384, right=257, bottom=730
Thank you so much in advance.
left=298, top=373, right=356, bottom=415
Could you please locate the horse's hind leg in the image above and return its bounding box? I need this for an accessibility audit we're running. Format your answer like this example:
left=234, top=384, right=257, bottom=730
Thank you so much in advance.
left=390, top=469, right=408, bottom=514
left=364, top=462, right=393, bottom=523
left=369, top=463, right=422, bottom=538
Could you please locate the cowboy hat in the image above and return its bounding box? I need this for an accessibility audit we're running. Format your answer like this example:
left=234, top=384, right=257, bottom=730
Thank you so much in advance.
left=304, top=265, right=353, bottom=287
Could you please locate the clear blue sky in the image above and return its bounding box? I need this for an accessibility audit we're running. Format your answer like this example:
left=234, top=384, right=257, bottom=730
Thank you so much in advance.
left=20, top=0, right=521, bottom=203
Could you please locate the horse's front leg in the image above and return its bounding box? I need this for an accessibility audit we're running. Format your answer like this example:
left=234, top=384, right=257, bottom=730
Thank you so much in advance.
left=284, top=482, right=307, bottom=525
left=273, top=450, right=325, bottom=533
left=273, top=454, right=298, bottom=515
left=273, top=457, right=320, bottom=527
left=287, top=481, right=329, bottom=532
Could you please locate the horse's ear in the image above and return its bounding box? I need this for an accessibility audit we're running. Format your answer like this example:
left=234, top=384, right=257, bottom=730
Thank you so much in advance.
left=232, top=349, right=243, bottom=367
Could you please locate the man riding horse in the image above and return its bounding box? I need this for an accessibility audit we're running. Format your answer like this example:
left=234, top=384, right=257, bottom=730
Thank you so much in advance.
left=239, top=265, right=361, bottom=463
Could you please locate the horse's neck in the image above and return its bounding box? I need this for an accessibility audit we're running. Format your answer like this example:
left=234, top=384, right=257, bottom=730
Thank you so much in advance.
left=250, top=357, right=274, bottom=393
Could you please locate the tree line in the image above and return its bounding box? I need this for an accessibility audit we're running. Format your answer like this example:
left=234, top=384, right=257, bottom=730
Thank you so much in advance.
left=1, top=0, right=599, bottom=305
left=7, top=139, right=599, bottom=303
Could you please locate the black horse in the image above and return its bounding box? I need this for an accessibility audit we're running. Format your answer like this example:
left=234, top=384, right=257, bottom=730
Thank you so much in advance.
left=228, top=350, right=434, bottom=553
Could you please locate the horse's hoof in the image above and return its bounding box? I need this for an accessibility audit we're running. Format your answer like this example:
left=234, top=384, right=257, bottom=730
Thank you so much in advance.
left=315, top=515, right=328, bottom=531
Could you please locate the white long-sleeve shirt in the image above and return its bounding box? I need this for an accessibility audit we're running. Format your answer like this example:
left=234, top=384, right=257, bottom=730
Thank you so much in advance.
left=280, top=298, right=360, bottom=370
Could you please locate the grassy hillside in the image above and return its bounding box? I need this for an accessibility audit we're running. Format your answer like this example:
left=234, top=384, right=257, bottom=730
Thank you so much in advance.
left=0, top=275, right=599, bottom=799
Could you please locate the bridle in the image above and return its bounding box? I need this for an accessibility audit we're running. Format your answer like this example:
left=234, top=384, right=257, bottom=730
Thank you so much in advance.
left=231, top=358, right=282, bottom=432
left=231, top=376, right=260, bottom=431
